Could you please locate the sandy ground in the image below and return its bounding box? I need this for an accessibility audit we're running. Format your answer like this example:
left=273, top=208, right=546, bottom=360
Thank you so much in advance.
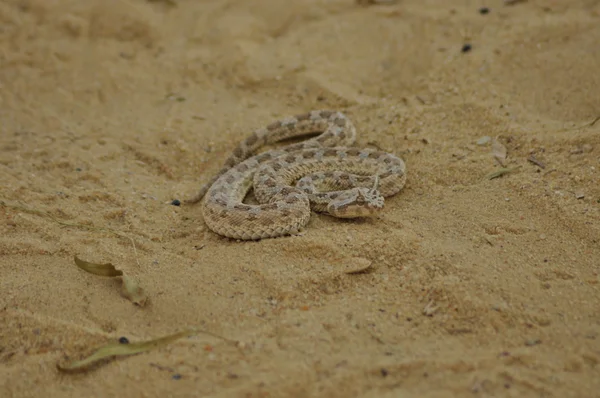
left=1, top=0, right=599, bottom=396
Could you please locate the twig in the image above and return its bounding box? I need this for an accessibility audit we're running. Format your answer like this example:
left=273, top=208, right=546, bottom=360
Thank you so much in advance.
left=527, top=155, right=546, bottom=169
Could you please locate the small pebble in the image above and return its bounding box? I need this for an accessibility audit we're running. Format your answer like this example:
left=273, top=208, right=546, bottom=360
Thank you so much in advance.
left=477, top=136, right=491, bottom=145
left=575, top=192, right=585, bottom=199
left=525, top=338, right=541, bottom=346
left=479, top=7, right=490, bottom=14
left=118, top=337, right=130, bottom=344
left=461, top=43, right=472, bottom=53
left=172, top=373, right=182, bottom=380
left=380, top=368, right=389, bottom=377
left=171, top=199, right=181, bottom=206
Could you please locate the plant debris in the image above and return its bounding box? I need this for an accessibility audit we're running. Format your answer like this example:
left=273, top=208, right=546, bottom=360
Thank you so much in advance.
left=485, top=166, right=522, bottom=180
left=57, top=329, right=197, bottom=373
left=527, top=155, right=546, bottom=169
left=74, top=256, right=147, bottom=306
left=74, top=256, right=123, bottom=277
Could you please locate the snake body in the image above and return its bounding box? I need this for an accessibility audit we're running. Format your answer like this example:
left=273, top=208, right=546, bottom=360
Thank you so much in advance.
left=187, top=110, right=406, bottom=240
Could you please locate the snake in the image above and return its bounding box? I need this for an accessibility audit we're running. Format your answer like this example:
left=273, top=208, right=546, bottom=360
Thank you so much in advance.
left=186, top=110, right=406, bottom=240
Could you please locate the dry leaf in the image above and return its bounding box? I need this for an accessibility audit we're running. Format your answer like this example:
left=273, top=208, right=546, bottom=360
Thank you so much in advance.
left=74, top=256, right=123, bottom=277
left=74, top=256, right=147, bottom=306
left=485, top=166, right=522, bottom=180
left=57, top=329, right=196, bottom=373
left=121, top=275, right=147, bottom=306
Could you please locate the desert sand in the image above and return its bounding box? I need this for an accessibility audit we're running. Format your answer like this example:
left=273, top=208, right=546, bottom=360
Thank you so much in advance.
left=1, top=0, right=599, bottom=397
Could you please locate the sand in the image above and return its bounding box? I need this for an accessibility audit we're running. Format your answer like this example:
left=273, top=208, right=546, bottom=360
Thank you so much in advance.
left=1, top=0, right=599, bottom=396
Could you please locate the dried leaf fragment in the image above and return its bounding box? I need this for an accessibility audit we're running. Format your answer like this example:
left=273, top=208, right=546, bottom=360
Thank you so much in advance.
left=121, top=275, right=147, bottom=306
left=527, top=155, right=546, bottom=169
left=74, top=256, right=147, bottom=306
left=74, top=256, right=123, bottom=277
left=485, top=166, right=522, bottom=180
left=57, top=329, right=196, bottom=373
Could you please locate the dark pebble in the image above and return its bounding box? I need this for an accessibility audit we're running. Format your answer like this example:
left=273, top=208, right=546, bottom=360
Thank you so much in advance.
left=171, top=199, right=181, bottom=206
left=118, top=336, right=129, bottom=344
left=479, top=7, right=490, bottom=14
left=172, top=373, right=182, bottom=380
left=461, top=44, right=472, bottom=53
left=380, top=368, right=389, bottom=377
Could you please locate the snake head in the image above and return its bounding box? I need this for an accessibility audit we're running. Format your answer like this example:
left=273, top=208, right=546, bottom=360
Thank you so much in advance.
left=326, top=187, right=385, bottom=218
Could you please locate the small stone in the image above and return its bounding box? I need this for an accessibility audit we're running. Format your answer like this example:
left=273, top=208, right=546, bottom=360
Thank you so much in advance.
left=461, top=43, right=472, bottom=53
left=479, top=7, right=490, bottom=14
left=172, top=373, right=182, bottom=380
left=118, top=336, right=130, bottom=344
left=171, top=199, right=181, bottom=206
left=575, top=192, right=585, bottom=199
left=344, top=257, right=373, bottom=274
left=477, top=136, right=491, bottom=145
left=525, top=338, right=541, bottom=346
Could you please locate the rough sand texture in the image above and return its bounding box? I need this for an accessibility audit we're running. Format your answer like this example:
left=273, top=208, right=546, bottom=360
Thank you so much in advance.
left=1, top=0, right=599, bottom=397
